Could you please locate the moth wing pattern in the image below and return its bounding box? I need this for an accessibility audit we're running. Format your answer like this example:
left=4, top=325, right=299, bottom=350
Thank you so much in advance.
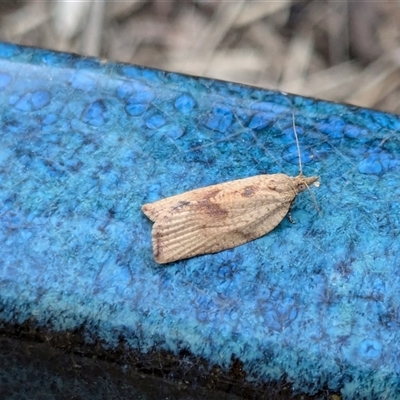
left=142, top=174, right=297, bottom=264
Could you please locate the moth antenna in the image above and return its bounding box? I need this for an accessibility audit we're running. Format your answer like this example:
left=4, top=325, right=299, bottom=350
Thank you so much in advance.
left=292, top=112, right=322, bottom=216
left=292, top=112, right=303, bottom=176
left=305, top=182, right=322, bottom=216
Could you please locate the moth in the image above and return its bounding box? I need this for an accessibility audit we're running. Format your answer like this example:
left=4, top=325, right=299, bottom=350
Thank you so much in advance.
left=142, top=116, right=319, bottom=264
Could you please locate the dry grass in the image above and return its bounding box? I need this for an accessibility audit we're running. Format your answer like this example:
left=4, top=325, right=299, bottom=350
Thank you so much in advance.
left=1, top=0, right=400, bottom=114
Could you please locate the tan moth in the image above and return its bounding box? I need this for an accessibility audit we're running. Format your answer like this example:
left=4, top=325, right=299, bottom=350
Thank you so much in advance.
left=142, top=115, right=319, bottom=264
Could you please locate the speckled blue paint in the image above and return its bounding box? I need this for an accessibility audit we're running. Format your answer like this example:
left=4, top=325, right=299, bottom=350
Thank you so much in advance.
left=248, top=111, right=276, bottom=130
left=70, top=71, right=97, bottom=92
left=205, top=106, right=233, bottom=133
left=9, top=89, right=51, bottom=111
left=174, top=93, right=196, bottom=113
left=1, top=42, right=400, bottom=399
left=82, top=99, right=108, bottom=126
left=0, top=72, right=11, bottom=89
left=0, top=42, right=19, bottom=58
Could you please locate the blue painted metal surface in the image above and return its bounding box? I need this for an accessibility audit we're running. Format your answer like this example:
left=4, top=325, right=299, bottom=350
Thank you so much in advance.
left=1, top=42, right=400, bottom=398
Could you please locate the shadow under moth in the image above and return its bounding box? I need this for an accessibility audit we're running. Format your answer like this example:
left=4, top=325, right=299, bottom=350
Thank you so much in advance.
left=142, top=116, right=319, bottom=264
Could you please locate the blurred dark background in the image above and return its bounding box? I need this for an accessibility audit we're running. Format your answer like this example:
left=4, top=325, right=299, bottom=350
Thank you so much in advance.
left=0, top=0, right=399, bottom=113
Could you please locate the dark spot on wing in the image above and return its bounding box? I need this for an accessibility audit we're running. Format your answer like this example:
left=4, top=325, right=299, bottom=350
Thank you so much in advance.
left=172, top=200, right=191, bottom=211
left=196, top=189, right=228, bottom=218
left=154, top=240, right=161, bottom=258
left=242, top=185, right=257, bottom=197
left=153, top=230, right=163, bottom=260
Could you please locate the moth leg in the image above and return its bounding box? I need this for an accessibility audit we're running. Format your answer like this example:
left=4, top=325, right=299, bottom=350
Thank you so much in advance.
left=287, top=211, right=295, bottom=224
left=287, top=199, right=296, bottom=224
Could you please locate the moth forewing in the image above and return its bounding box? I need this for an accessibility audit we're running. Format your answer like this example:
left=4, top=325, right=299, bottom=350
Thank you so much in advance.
left=142, top=173, right=318, bottom=264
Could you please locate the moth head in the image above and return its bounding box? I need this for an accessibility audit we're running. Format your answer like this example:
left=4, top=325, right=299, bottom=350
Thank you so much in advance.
left=291, top=174, right=321, bottom=215
left=294, top=175, right=319, bottom=194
